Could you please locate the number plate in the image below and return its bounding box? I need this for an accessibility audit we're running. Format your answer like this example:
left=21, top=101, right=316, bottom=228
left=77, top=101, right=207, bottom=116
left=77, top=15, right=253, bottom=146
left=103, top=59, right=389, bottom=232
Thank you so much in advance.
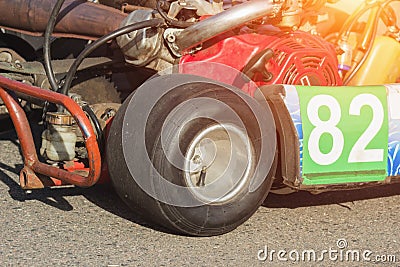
left=286, top=85, right=389, bottom=185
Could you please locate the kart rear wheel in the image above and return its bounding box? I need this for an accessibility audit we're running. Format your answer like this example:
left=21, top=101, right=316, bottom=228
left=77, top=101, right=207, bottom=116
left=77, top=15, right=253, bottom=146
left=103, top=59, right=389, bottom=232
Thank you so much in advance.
left=107, top=74, right=276, bottom=236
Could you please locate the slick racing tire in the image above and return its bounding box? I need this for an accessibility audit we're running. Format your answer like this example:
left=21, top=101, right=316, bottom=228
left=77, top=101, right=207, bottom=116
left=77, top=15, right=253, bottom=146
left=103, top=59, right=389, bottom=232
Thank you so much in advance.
left=107, top=74, right=276, bottom=236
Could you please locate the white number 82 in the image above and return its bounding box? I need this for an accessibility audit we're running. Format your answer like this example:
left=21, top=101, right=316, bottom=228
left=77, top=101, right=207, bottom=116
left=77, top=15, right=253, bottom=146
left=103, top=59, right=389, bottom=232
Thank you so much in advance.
left=307, top=94, right=384, bottom=166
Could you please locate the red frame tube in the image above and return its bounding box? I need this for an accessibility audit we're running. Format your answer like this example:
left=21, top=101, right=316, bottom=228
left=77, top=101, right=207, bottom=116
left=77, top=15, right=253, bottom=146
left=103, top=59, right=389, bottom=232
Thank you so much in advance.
left=0, top=75, right=101, bottom=188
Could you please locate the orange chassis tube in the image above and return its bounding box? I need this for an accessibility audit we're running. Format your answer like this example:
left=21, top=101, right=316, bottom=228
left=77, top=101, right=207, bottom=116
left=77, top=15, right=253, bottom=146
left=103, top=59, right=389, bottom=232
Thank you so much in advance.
left=0, top=75, right=101, bottom=189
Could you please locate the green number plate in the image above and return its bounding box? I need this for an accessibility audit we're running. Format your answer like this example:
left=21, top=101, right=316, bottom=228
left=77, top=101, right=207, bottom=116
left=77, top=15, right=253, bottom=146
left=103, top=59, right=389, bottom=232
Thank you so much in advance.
left=297, top=86, right=388, bottom=185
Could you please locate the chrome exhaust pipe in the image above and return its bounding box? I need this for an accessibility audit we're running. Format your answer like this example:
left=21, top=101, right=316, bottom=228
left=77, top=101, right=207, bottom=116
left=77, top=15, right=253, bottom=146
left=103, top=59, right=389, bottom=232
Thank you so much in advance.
left=175, top=0, right=279, bottom=53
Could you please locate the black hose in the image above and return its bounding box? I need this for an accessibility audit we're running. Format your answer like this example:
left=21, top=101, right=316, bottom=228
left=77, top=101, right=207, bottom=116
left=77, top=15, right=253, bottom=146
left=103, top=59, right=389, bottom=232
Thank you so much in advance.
left=58, top=18, right=164, bottom=102
left=44, top=0, right=66, bottom=92
left=156, top=0, right=194, bottom=28
left=82, top=105, right=104, bottom=155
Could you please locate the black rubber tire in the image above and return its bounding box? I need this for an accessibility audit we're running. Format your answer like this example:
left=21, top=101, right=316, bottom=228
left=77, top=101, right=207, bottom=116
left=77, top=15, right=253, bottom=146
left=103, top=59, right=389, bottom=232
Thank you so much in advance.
left=107, top=74, right=276, bottom=236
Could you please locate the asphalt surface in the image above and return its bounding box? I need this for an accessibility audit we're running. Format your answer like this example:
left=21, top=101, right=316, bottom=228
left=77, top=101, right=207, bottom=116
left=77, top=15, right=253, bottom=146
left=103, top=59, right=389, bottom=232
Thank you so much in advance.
left=1, top=128, right=399, bottom=267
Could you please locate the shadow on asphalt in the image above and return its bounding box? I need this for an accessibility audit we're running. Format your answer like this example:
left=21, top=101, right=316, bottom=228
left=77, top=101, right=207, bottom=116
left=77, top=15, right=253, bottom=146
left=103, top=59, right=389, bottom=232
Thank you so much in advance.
left=83, top=185, right=176, bottom=234
left=264, top=183, right=400, bottom=209
left=0, top=160, right=78, bottom=211
left=0, top=159, right=173, bottom=233
left=0, top=120, right=175, bottom=235
left=0, top=128, right=78, bottom=211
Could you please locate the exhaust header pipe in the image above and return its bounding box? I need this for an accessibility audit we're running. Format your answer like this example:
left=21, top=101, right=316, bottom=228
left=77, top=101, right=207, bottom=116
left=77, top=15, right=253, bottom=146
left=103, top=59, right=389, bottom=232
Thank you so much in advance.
left=0, top=0, right=127, bottom=39
left=175, top=0, right=279, bottom=53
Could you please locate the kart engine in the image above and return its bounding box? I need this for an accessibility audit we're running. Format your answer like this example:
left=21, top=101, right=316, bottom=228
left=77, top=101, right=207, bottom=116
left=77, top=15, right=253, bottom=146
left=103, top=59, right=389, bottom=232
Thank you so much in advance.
left=180, top=30, right=342, bottom=87
left=117, top=0, right=342, bottom=87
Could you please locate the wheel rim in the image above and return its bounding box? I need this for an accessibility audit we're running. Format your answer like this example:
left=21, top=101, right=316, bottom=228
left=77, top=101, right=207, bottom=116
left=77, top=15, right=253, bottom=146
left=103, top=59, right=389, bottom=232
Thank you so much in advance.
left=184, top=123, right=254, bottom=204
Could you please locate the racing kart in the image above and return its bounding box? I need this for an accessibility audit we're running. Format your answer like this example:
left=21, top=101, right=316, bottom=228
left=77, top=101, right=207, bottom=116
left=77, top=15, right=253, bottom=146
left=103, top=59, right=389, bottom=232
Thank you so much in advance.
left=0, top=0, right=399, bottom=236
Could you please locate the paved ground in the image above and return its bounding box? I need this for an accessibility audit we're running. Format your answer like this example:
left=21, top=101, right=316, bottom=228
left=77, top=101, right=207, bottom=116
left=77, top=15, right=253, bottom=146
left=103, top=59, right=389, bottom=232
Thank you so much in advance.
left=0, top=129, right=399, bottom=266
